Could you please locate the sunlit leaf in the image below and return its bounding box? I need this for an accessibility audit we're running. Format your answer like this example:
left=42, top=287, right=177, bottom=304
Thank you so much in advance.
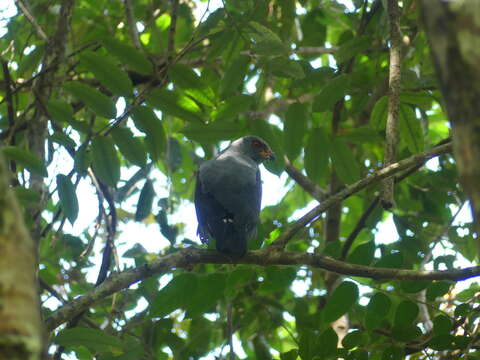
left=131, top=106, right=166, bottom=161
left=323, top=281, right=359, bottom=322
left=3, top=146, right=47, bottom=177
left=55, top=328, right=122, bottom=354
left=284, top=102, right=308, bottom=161
left=111, top=127, right=147, bottom=167
left=102, top=38, right=153, bottom=75
left=56, top=174, right=79, bottom=225
left=63, top=81, right=116, bottom=118
left=91, top=136, right=120, bottom=187
left=135, top=179, right=155, bottom=222
left=79, top=51, right=133, bottom=96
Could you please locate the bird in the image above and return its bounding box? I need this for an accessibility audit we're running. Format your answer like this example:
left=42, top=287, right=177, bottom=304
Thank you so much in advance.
left=194, top=136, right=275, bottom=256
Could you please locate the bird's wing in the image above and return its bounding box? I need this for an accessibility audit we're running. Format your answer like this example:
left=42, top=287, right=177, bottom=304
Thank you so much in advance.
left=194, top=170, right=229, bottom=243
left=199, top=155, right=261, bottom=226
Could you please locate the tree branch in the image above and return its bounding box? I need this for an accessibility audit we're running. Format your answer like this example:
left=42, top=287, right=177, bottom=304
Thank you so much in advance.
left=45, top=245, right=480, bottom=332
left=273, top=141, right=452, bottom=248
left=124, top=0, right=142, bottom=50
left=284, top=158, right=327, bottom=201
left=381, top=0, right=402, bottom=209
left=14, top=0, right=48, bottom=41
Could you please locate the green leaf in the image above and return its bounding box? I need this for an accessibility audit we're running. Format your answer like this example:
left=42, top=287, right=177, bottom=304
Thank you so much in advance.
left=342, top=330, right=368, bottom=350
left=426, top=281, right=452, bottom=301
left=215, top=94, right=254, bottom=121
left=79, top=51, right=133, bottom=96
left=247, top=21, right=288, bottom=56
left=181, top=121, right=245, bottom=143
left=150, top=273, right=198, bottom=317
left=347, top=241, right=375, bottom=266
left=111, top=127, right=147, bottom=167
left=219, top=54, right=250, bottom=98
left=63, top=81, right=116, bottom=118
left=130, top=106, right=166, bottom=161
left=313, top=75, right=350, bottom=112
left=331, top=139, right=360, bottom=184
left=399, top=280, right=430, bottom=294
left=428, top=334, right=456, bottom=351
left=56, top=175, right=79, bottom=225
left=284, top=102, right=308, bottom=161
left=168, top=63, right=215, bottom=106
left=370, top=96, right=388, bottom=130
left=102, top=38, right=153, bottom=75
left=166, top=137, right=182, bottom=172
left=454, top=303, right=471, bottom=318
left=14, top=187, right=41, bottom=205
left=17, top=45, right=44, bottom=76
left=2, top=146, right=47, bottom=177
left=47, top=99, right=74, bottom=123
left=399, top=104, right=424, bottom=153
left=335, top=36, right=371, bottom=63
left=146, top=88, right=203, bottom=123
left=391, top=324, right=422, bottom=342
left=375, top=252, right=403, bottom=268
left=265, top=57, right=305, bottom=79
left=280, top=349, right=298, bottom=360
left=49, top=132, right=76, bottom=151
left=135, top=179, right=155, bottom=222
left=74, top=144, right=90, bottom=176
left=364, top=293, right=391, bottom=330
left=55, top=327, right=122, bottom=354
left=185, top=273, right=227, bottom=318
left=323, top=281, right=359, bottom=322
left=91, top=136, right=120, bottom=187
left=381, top=345, right=404, bottom=360
left=433, top=314, right=453, bottom=335
left=304, top=127, right=330, bottom=184
left=394, top=300, right=419, bottom=327
left=317, top=327, right=338, bottom=358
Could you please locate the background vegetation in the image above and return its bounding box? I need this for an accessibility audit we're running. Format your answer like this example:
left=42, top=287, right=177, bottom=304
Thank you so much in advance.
left=0, top=0, right=479, bottom=359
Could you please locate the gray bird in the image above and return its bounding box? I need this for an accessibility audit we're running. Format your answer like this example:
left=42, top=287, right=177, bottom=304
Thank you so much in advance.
left=194, top=136, right=275, bottom=256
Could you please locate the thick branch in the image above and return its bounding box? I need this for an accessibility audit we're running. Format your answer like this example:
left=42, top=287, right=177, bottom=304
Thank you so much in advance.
left=273, top=142, right=452, bottom=248
left=381, top=0, right=402, bottom=209
left=45, top=245, right=480, bottom=332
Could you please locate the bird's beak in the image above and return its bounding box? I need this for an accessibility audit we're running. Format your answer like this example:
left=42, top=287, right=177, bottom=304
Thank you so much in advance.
left=261, top=149, right=276, bottom=161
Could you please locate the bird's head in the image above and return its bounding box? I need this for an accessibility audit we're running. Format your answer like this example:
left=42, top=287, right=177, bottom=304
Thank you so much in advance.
left=231, top=136, right=276, bottom=163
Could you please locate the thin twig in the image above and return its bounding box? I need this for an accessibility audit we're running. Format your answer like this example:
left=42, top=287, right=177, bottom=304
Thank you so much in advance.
left=124, top=0, right=142, bottom=49
left=381, top=0, right=402, bottom=209
left=227, top=302, right=234, bottom=360
left=340, top=196, right=380, bottom=260
left=14, top=0, right=48, bottom=40
left=168, top=0, right=179, bottom=63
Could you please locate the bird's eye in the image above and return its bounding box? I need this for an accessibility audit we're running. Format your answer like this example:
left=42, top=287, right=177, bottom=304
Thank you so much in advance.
left=252, top=140, right=262, bottom=148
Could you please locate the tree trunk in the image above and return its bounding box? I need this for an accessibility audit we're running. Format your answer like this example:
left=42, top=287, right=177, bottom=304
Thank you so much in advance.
left=421, top=1, right=480, bottom=241
left=0, top=155, right=42, bottom=360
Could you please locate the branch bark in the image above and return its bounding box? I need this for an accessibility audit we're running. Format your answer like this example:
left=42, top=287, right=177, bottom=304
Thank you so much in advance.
left=45, top=246, right=480, bottom=332
left=0, top=155, right=42, bottom=359
left=420, top=0, right=480, bottom=241
left=45, top=141, right=454, bottom=332
left=273, top=141, right=452, bottom=248
left=381, top=0, right=402, bottom=209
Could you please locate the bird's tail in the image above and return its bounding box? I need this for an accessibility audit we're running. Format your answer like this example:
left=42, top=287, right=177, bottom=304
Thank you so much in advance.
left=215, top=222, right=248, bottom=257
